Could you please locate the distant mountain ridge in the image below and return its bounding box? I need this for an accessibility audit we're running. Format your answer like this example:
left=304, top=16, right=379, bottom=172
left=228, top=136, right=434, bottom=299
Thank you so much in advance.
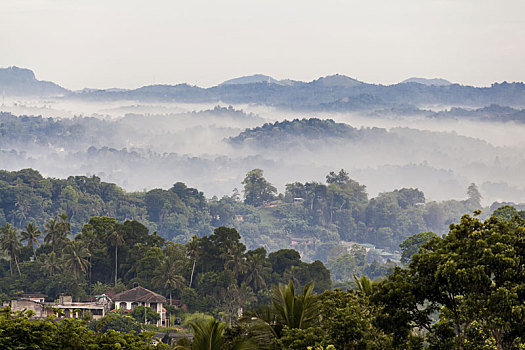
left=220, top=74, right=279, bottom=85
left=2, top=67, right=525, bottom=111
left=312, top=74, right=364, bottom=87
left=0, top=66, right=68, bottom=97
left=401, top=77, right=452, bottom=86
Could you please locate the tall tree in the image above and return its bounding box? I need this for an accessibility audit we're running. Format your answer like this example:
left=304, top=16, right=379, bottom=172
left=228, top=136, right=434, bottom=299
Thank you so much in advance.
left=76, top=224, right=99, bottom=288
left=466, top=183, right=482, bottom=209
left=399, top=231, right=438, bottom=265
left=244, top=248, right=271, bottom=290
left=0, top=222, right=23, bottom=276
left=242, top=169, right=277, bottom=207
left=152, top=257, right=186, bottom=305
left=44, top=217, right=69, bottom=252
left=21, top=222, right=41, bottom=260
left=40, top=251, right=62, bottom=277
left=222, top=243, right=248, bottom=278
left=186, top=235, right=200, bottom=288
left=62, top=241, right=91, bottom=279
left=107, top=227, right=124, bottom=287
left=385, top=213, right=525, bottom=349
left=326, top=169, right=350, bottom=185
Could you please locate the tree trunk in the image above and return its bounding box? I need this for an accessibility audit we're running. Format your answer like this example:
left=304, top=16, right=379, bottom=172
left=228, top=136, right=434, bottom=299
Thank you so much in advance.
left=189, top=259, right=196, bottom=288
left=14, top=255, right=21, bottom=277
left=89, top=255, right=92, bottom=289
left=114, top=245, right=118, bottom=287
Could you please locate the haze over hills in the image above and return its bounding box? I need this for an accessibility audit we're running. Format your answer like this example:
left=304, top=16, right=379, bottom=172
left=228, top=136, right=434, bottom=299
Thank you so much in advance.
left=0, top=66, right=68, bottom=97
left=401, top=77, right=452, bottom=86
left=219, top=74, right=280, bottom=85
left=2, top=67, right=525, bottom=112
left=1, top=66, right=525, bottom=207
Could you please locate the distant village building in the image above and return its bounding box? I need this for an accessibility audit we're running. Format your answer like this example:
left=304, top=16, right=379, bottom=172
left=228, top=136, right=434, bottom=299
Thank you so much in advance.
left=16, top=292, right=46, bottom=303
left=289, top=237, right=316, bottom=258
left=52, top=295, right=112, bottom=319
left=7, top=293, right=112, bottom=320
left=290, top=237, right=315, bottom=246
left=113, top=286, right=168, bottom=327
left=262, top=199, right=283, bottom=207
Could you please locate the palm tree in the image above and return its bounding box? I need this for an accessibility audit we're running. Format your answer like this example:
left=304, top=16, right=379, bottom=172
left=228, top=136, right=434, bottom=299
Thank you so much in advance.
left=173, top=317, right=255, bottom=350
left=0, top=223, right=22, bottom=276
left=244, top=251, right=270, bottom=290
left=58, top=212, right=72, bottom=244
left=40, top=251, right=61, bottom=277
left=186, top=235, right=199, bottom=288
left=272, top=280, right=319, bottom=329
left=14, top=197, right=29, bottom=227
left=352, top=273, right=373, bottom=296
left=44, top=218, right=68, bottom=252
left=62, top=241, right=91, bottom=279
left=221, top=283, right=257, bottom=326
left=152, top=257, right=186, bottom=305
left=222, top=244, right=248, bottom=278
left=107, top=228, right=124, bottom=287
left=21, top=222, right=41, bottom=260
left=239, top=307, right=278, bottom=349
left=77, top=225, right=99, bottom=288
left=240, top=281, right=320, bottom=349
left=190, top=318, right=226, bottom=350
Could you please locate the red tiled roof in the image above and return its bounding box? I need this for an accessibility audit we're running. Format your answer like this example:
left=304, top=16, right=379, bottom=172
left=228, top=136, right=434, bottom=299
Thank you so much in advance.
left=113, top=286, right=166, bottom=303
left=104, top=290, right=116, bottom=299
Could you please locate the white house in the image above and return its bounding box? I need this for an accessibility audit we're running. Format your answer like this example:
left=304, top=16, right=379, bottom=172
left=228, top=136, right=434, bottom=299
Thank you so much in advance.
left=113, top=286, right=168, bottom=327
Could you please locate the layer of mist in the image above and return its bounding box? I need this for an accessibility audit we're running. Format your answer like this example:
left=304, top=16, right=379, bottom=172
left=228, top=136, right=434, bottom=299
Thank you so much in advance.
left=1, top=94, right=524, bottom=207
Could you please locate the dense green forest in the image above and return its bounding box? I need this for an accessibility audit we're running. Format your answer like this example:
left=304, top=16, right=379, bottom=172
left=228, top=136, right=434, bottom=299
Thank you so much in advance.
left=1, top=211, right=524, bottom=349
left=2, top=167, right=521, bottom=263
left=0, top=214, right=331, bottom=314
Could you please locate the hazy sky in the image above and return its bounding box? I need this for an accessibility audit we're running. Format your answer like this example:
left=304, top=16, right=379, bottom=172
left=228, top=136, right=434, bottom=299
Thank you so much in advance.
left=1, top=0, right=525, bottom=89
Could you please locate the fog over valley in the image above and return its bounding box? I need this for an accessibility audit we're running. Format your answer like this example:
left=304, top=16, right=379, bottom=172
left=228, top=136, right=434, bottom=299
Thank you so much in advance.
left=1, top=68, right=524, bottom=206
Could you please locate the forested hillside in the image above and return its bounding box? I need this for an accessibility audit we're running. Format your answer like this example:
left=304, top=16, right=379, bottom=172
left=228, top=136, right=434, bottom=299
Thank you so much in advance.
left=1, top=208, right=524, bottom=349
left=2, top=112, right=525, bottom=205
left=2, top=168, right=521, bottom=265
left=4, top=67, right=525, bottom=111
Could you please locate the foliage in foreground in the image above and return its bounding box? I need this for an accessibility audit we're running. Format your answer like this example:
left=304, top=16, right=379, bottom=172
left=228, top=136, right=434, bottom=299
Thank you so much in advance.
left=372, top=212, right=525, bottom=349
left=0, top=306, right=168, bottom=349
left=1, top=204, right=524, bottom=349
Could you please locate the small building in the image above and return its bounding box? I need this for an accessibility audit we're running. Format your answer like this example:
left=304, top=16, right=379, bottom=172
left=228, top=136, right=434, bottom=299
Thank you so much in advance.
left=113, top=286, right=168, bottom=327
left=8, top=293, right=111, bottom=320
left=16, top=292, right=47, bottom=303
left=9, top=293, right=49, bottom=318
left=51, top=295, right=111, bottom=319
left=263, top=199, right=283, bottom=207
left=290, top=237, right=314, bottom=246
